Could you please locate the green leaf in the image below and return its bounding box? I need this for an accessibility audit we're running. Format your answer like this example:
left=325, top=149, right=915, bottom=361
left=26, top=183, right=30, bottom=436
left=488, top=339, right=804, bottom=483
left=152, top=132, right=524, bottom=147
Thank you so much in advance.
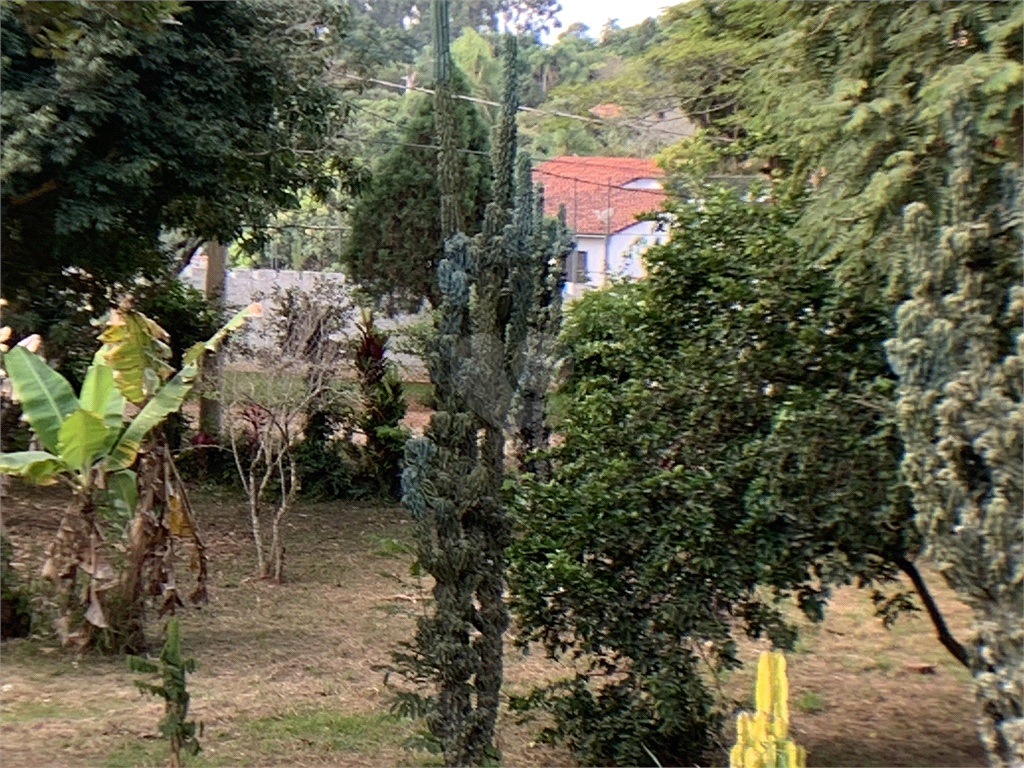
left=0, top=450, right=67, bottom=484
left=57, top=409, right=109, bottom=474
left=127, top=655, right=160, bottom=675
left=104, top=370, right=193, bottom=472
left=79, top=363, right=125, bottom=430
left=79, top=362, right=113, bottom=415
left=105, top=305, right=260, bottom=471
left=107, top=469, right=138, bottom=516
left=2, top=346, right=79, bottom=454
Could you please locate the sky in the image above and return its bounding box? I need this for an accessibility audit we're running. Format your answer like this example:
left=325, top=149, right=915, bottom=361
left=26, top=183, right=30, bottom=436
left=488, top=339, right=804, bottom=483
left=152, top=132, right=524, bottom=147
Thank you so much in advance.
left=543, top=0, right=673, bottom=41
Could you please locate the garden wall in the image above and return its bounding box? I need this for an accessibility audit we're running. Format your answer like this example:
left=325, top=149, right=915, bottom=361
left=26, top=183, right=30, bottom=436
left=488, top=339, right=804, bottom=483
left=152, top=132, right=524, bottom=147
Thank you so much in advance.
left=179, top=259, right=428, bottom=380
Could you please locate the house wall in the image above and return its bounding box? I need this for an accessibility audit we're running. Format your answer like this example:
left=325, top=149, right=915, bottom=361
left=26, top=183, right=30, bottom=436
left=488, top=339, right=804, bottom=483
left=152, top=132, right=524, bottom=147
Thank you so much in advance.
left=564, top=220, right=667, bottom=299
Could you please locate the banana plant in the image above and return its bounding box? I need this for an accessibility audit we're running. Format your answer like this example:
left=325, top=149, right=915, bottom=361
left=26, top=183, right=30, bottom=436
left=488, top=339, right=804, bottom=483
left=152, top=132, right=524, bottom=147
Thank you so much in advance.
left=0, top=302, right=259, bottom=652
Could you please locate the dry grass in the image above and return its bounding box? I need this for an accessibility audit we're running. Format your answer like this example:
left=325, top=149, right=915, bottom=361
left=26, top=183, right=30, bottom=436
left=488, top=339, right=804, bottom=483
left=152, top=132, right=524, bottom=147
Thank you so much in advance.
left=0, top=481, right=986, bottom=767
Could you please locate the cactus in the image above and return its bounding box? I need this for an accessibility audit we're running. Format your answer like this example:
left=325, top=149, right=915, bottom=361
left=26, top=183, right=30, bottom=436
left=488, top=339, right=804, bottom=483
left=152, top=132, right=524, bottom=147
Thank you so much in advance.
left=729, top=651, right=807, bottom=768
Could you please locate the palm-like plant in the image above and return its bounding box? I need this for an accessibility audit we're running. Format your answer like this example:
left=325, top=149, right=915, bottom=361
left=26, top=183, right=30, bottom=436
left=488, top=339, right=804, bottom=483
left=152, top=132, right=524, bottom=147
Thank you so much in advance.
left=0, top=302, right=258, bottom=652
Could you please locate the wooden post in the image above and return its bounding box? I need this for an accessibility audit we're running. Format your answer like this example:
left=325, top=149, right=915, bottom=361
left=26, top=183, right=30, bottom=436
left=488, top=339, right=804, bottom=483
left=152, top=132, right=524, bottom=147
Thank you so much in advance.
left=198, top=240, right=226, bottom=436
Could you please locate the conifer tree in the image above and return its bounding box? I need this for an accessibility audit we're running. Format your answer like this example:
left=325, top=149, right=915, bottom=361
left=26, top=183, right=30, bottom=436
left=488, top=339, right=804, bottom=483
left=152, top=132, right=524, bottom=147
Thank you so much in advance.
left=885, top=102, right=1022, bottom=766
left=397, top=2, right=569, bottom=761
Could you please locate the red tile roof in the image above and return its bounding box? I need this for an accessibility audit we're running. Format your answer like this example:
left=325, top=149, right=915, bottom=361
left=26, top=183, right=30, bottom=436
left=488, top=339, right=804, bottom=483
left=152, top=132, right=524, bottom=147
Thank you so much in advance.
left=589, top=103, right=622, bottom=118
left=533, top=156, right=666, bottom=235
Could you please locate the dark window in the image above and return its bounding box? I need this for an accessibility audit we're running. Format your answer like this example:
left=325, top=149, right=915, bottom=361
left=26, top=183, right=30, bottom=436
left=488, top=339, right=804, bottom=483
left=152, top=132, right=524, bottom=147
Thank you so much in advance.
left=563, top=251, right=588, bottom=283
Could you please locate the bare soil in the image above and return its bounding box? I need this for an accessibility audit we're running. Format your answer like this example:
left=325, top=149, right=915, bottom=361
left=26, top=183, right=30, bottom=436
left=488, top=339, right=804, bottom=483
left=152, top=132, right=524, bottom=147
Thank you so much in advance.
left=0, top=481, right=986, bottom=767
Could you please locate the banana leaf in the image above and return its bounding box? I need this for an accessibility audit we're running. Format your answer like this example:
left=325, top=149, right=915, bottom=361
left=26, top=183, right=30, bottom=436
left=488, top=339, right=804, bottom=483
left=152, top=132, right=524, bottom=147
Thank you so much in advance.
left=107, top=469, right=138, bottom=518
left=182, top=302, right=262, bottom=368
left=0, top=450, right=67, bottom=484
left=104, top=369, right=193, bottom=472
left=79, top=362, right=126, bottom=428
left=2, top=346, right=79, bottom=454
left=57, top=409, right=110, bottom=475
left=104, top=304, right=260, bottom=472
left=95, top=310, right=174, bottom=404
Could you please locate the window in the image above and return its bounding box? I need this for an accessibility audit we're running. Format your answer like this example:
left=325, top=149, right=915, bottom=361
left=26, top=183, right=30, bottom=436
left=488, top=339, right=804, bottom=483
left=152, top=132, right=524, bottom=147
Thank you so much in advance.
left=563, top=251, right=588, bottom=284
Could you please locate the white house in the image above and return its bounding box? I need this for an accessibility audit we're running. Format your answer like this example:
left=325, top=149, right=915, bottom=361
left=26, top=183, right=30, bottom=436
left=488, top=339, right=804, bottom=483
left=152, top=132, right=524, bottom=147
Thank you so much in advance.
left=533, top=156, right=668, bottom=298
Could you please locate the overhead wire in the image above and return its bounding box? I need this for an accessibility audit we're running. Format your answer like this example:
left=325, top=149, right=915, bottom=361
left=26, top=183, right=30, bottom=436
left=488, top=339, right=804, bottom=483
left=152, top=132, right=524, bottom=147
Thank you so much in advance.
left=338, top=72, right=697, bottom=138
left=345, top=102, right=671, bottom=194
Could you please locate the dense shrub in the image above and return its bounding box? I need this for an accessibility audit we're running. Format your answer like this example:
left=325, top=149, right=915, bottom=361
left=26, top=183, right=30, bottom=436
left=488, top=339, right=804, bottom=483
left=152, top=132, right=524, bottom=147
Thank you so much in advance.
left=0, top=529, right=32, bottom=639
left=352, top=312, right=409, bottom=499
left=293, top=407, right=357, bottom=500
left=508, top=189, right=922, bottom=766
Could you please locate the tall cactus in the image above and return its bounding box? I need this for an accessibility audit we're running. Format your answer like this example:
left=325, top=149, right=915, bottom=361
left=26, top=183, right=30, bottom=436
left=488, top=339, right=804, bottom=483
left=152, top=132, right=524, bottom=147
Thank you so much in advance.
left=399, top=13, right=570, bottom=765
left=432, top=0, right=461, bottom=240
left=884, top=100, right=1023, bottom=766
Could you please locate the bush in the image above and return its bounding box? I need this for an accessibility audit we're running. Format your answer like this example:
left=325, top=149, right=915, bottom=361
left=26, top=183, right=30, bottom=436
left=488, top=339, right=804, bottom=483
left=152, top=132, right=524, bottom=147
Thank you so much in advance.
left=508, top=189, right=918, bottom=766
left=0, top=529, right=32, bottom=639
left=293, top=408, right=357, bottom=500
left=352, top=312, right=408, bottom=499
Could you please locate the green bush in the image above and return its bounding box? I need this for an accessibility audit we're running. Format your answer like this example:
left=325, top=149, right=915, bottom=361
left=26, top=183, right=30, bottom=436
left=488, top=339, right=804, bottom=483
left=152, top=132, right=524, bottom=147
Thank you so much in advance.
left=352, top=312, right=409, bottom=500
left=508, top=188, right=916, bottom=766
left=0, top=529, right=32, bottom=639
left=293, top=408, right=356, bottom=500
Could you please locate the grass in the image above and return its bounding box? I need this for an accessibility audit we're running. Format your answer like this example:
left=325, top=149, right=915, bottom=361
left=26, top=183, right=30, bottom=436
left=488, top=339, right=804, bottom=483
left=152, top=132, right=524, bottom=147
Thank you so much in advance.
left=244, top=709, right=406, bottom=753
left=793, top=691, right=826, bottom=714
left=0, top=481, right=989, bottom=768
left=0, top=700, right=93, bottom=723
left=369, top=534, right=416, bottom=557
left=401, top=381, right=434, bottom=408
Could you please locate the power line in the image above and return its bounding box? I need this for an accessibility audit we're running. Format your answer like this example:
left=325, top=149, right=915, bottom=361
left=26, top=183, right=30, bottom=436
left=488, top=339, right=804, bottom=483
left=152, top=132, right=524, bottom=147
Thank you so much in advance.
left=340, top=72, right=608, bottom=124
left=341, top=71, right=704, bottom=137
left=532, top=167, right=666, bottom=196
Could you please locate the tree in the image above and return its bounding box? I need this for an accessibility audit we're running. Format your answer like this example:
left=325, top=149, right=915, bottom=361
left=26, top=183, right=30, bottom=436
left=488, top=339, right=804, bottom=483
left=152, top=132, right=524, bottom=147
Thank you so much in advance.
left=1, top=0, right=357, bottom=353
left=649, top=1, right=1022, bottom=301
left=344, top=68, right=491, bottom=311
left=224, top=284, right=354, bottom=583
left=885, top=100, right=1022, bottom=767
left=507, top=188, right=956, bottom=766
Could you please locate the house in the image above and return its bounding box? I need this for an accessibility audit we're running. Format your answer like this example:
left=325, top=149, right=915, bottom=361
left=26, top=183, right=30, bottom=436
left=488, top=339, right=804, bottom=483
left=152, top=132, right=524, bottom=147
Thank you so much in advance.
left=533, top=156, right=668, bottom=298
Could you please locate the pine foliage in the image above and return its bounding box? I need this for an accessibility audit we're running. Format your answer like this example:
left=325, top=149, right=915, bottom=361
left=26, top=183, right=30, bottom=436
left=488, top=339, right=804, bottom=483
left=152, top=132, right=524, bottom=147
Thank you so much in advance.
left=343, top=67, right=491, bottom=311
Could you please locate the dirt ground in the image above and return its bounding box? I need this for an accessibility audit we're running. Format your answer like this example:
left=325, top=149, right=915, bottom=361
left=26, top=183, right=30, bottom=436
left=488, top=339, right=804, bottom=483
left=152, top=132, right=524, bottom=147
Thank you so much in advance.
left=0, top=481, right=987, bottom=768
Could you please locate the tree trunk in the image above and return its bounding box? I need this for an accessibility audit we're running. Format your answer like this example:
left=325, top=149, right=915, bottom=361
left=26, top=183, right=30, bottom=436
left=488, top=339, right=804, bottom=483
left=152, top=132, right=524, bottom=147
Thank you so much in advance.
left=249, top=472, right=266, bottom=578
left=199, top=240, right=226, bottom=436
left=895, top=555, right=971, bottom=669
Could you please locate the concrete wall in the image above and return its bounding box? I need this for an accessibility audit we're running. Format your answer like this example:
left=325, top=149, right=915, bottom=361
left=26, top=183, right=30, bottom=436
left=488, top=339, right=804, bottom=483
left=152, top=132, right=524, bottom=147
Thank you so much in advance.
left=179, top=259, right=348, bottom=306
left=179, top=261, right=429, bottom=379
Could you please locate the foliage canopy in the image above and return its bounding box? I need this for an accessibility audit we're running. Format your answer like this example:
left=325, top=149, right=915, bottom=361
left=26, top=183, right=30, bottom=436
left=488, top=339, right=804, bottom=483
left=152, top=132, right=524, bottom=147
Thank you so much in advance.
left=509, top=189, right=926, bottom=766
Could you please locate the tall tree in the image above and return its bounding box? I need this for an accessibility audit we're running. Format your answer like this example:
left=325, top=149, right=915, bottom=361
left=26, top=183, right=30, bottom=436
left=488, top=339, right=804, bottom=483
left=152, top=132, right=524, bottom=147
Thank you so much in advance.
left=1, top=0, right=356, bottom=354
left=885, top=100, right=1022, bottom=767
left=507, top=188, right=951, bottom=766
left=343, top=68, right=491, bottom=311
left=650, top=1, right=1022, bottom=301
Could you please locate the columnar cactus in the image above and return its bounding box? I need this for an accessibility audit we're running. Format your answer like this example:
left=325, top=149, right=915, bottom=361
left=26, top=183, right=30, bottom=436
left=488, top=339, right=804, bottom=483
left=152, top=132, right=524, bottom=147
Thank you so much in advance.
left=398, top=7, right=570, bottom=765
left=884, top=101, right=1023, bottom=766
left=730, top=651, right=807, bottom=768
